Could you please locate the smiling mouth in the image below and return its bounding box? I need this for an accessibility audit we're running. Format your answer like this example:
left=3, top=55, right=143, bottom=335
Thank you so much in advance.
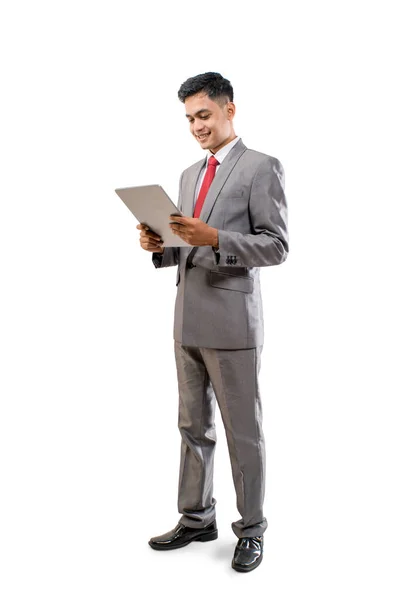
left=196, top=133, right=210, bottom=141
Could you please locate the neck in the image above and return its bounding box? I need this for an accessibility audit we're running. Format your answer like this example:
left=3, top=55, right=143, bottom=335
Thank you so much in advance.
left=210, top=132, right=237, bottom=154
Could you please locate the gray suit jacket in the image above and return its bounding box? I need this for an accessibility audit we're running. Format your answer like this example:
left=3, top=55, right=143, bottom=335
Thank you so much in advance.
left=152, top=139, right=288, bottom=349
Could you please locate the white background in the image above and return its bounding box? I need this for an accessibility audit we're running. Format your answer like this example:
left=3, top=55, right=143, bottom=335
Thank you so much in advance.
left=1, top=1, right=399, bottom=598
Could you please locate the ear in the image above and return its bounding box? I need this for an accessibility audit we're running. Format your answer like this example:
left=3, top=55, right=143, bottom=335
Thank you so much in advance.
left=226, top=101, right=236, bottom=120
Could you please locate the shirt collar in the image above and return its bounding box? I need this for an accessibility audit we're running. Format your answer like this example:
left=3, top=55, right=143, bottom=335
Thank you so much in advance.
left=206, top=136, right=241, bottom=165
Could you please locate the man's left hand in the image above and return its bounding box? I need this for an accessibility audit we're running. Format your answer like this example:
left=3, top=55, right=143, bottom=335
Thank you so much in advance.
left=169, top=216, right=218, bottom=247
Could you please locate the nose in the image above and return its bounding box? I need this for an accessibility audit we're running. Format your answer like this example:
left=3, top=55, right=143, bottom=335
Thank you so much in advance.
left=192, top=118, right=206, bottom=134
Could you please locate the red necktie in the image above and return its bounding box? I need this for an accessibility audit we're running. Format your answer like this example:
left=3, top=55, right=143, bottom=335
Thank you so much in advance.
left=193, top=155, right=219, bottom=218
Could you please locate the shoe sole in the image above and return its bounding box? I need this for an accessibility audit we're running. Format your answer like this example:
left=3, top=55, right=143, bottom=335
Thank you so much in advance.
left=148, top=530, right=218, bottom=551
left=231, top=554, right=263, bottom=572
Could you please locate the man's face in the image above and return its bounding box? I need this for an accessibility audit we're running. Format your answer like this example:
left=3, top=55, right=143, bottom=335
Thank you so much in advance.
left=184, top=92, right=236, bottom=154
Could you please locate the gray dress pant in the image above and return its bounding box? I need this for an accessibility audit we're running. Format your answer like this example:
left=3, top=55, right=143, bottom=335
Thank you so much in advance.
left=174, top=341, right=268, bottom=539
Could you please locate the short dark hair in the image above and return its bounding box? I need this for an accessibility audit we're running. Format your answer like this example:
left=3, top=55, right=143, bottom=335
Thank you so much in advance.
left=177, top=72, right=234, bottom=104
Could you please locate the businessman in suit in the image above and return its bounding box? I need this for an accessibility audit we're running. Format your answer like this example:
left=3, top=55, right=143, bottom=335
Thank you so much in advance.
left=137, top=72, right=288, bottom=572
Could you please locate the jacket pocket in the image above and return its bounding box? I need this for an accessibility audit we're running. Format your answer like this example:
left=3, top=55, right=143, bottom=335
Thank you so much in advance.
left=209, top=270, right=253, bottom=293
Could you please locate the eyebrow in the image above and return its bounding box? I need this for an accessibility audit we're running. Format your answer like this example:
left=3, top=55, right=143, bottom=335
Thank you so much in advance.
left=185, top=109, right=211, bottom=118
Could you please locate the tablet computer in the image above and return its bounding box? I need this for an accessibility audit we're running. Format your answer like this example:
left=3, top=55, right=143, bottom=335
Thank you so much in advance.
left=115, top=184, right=192, bottom=248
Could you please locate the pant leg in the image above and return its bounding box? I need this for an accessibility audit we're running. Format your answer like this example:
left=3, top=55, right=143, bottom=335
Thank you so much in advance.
left=174, top=341, right=217, bottom=528
left=201, top=345, right=267, bottom=538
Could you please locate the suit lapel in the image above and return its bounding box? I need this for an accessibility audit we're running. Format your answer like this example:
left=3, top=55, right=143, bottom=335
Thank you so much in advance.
left=199, top=139, right=247, bottom=223
left=179, top=158, right=205, bottom=262
left=181, top=158, right=206, bottom=217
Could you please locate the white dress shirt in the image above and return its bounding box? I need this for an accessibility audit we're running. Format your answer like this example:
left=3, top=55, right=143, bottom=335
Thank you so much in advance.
left=193, top=136, right=241, bottom=212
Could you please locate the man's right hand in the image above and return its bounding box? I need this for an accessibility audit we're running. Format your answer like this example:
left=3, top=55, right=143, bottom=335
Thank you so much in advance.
left=136, top=223, right=164, bottom=253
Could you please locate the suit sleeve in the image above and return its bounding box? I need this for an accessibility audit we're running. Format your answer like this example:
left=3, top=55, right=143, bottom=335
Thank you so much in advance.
left=215, top=157, right=289, bottom=268
left=152, top=173, right=183, bottom=269
left=152, top=246, right=179, bottom=268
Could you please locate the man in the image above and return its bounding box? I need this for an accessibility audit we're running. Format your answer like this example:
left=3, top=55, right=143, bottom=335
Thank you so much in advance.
left=137, top=72, right=288, bottom=572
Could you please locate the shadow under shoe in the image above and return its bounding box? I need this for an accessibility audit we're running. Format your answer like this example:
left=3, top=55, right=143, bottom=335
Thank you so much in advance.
left=148, top=521, right=218, bottom=551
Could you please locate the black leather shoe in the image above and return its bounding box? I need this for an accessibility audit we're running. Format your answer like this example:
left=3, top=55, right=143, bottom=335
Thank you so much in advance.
left=231, top=536, right=263, bottom=572
left=148, top=521, right=218, bottom=551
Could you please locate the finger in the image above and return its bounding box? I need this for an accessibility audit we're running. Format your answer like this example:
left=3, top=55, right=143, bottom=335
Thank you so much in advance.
left=170, top=223, right=185, bottom=230
left=141, top=236, right=162, bottom=247
left=140, top=230, right=162, bottom=241
left=141, top=231, right=159, bottom=239
left=144, top=241, right=163, bottom=251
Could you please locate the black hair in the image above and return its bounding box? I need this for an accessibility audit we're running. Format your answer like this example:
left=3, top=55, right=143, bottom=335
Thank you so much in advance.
left=177, top=72, right=234, bottom=104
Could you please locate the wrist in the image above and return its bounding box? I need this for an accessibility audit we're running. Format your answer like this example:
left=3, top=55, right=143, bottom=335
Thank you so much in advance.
left=211, top=228, right=219, bottom=249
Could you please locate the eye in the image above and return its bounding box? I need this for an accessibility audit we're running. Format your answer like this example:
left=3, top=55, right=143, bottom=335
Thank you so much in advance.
left=200, top=115, right=210, bottom=120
